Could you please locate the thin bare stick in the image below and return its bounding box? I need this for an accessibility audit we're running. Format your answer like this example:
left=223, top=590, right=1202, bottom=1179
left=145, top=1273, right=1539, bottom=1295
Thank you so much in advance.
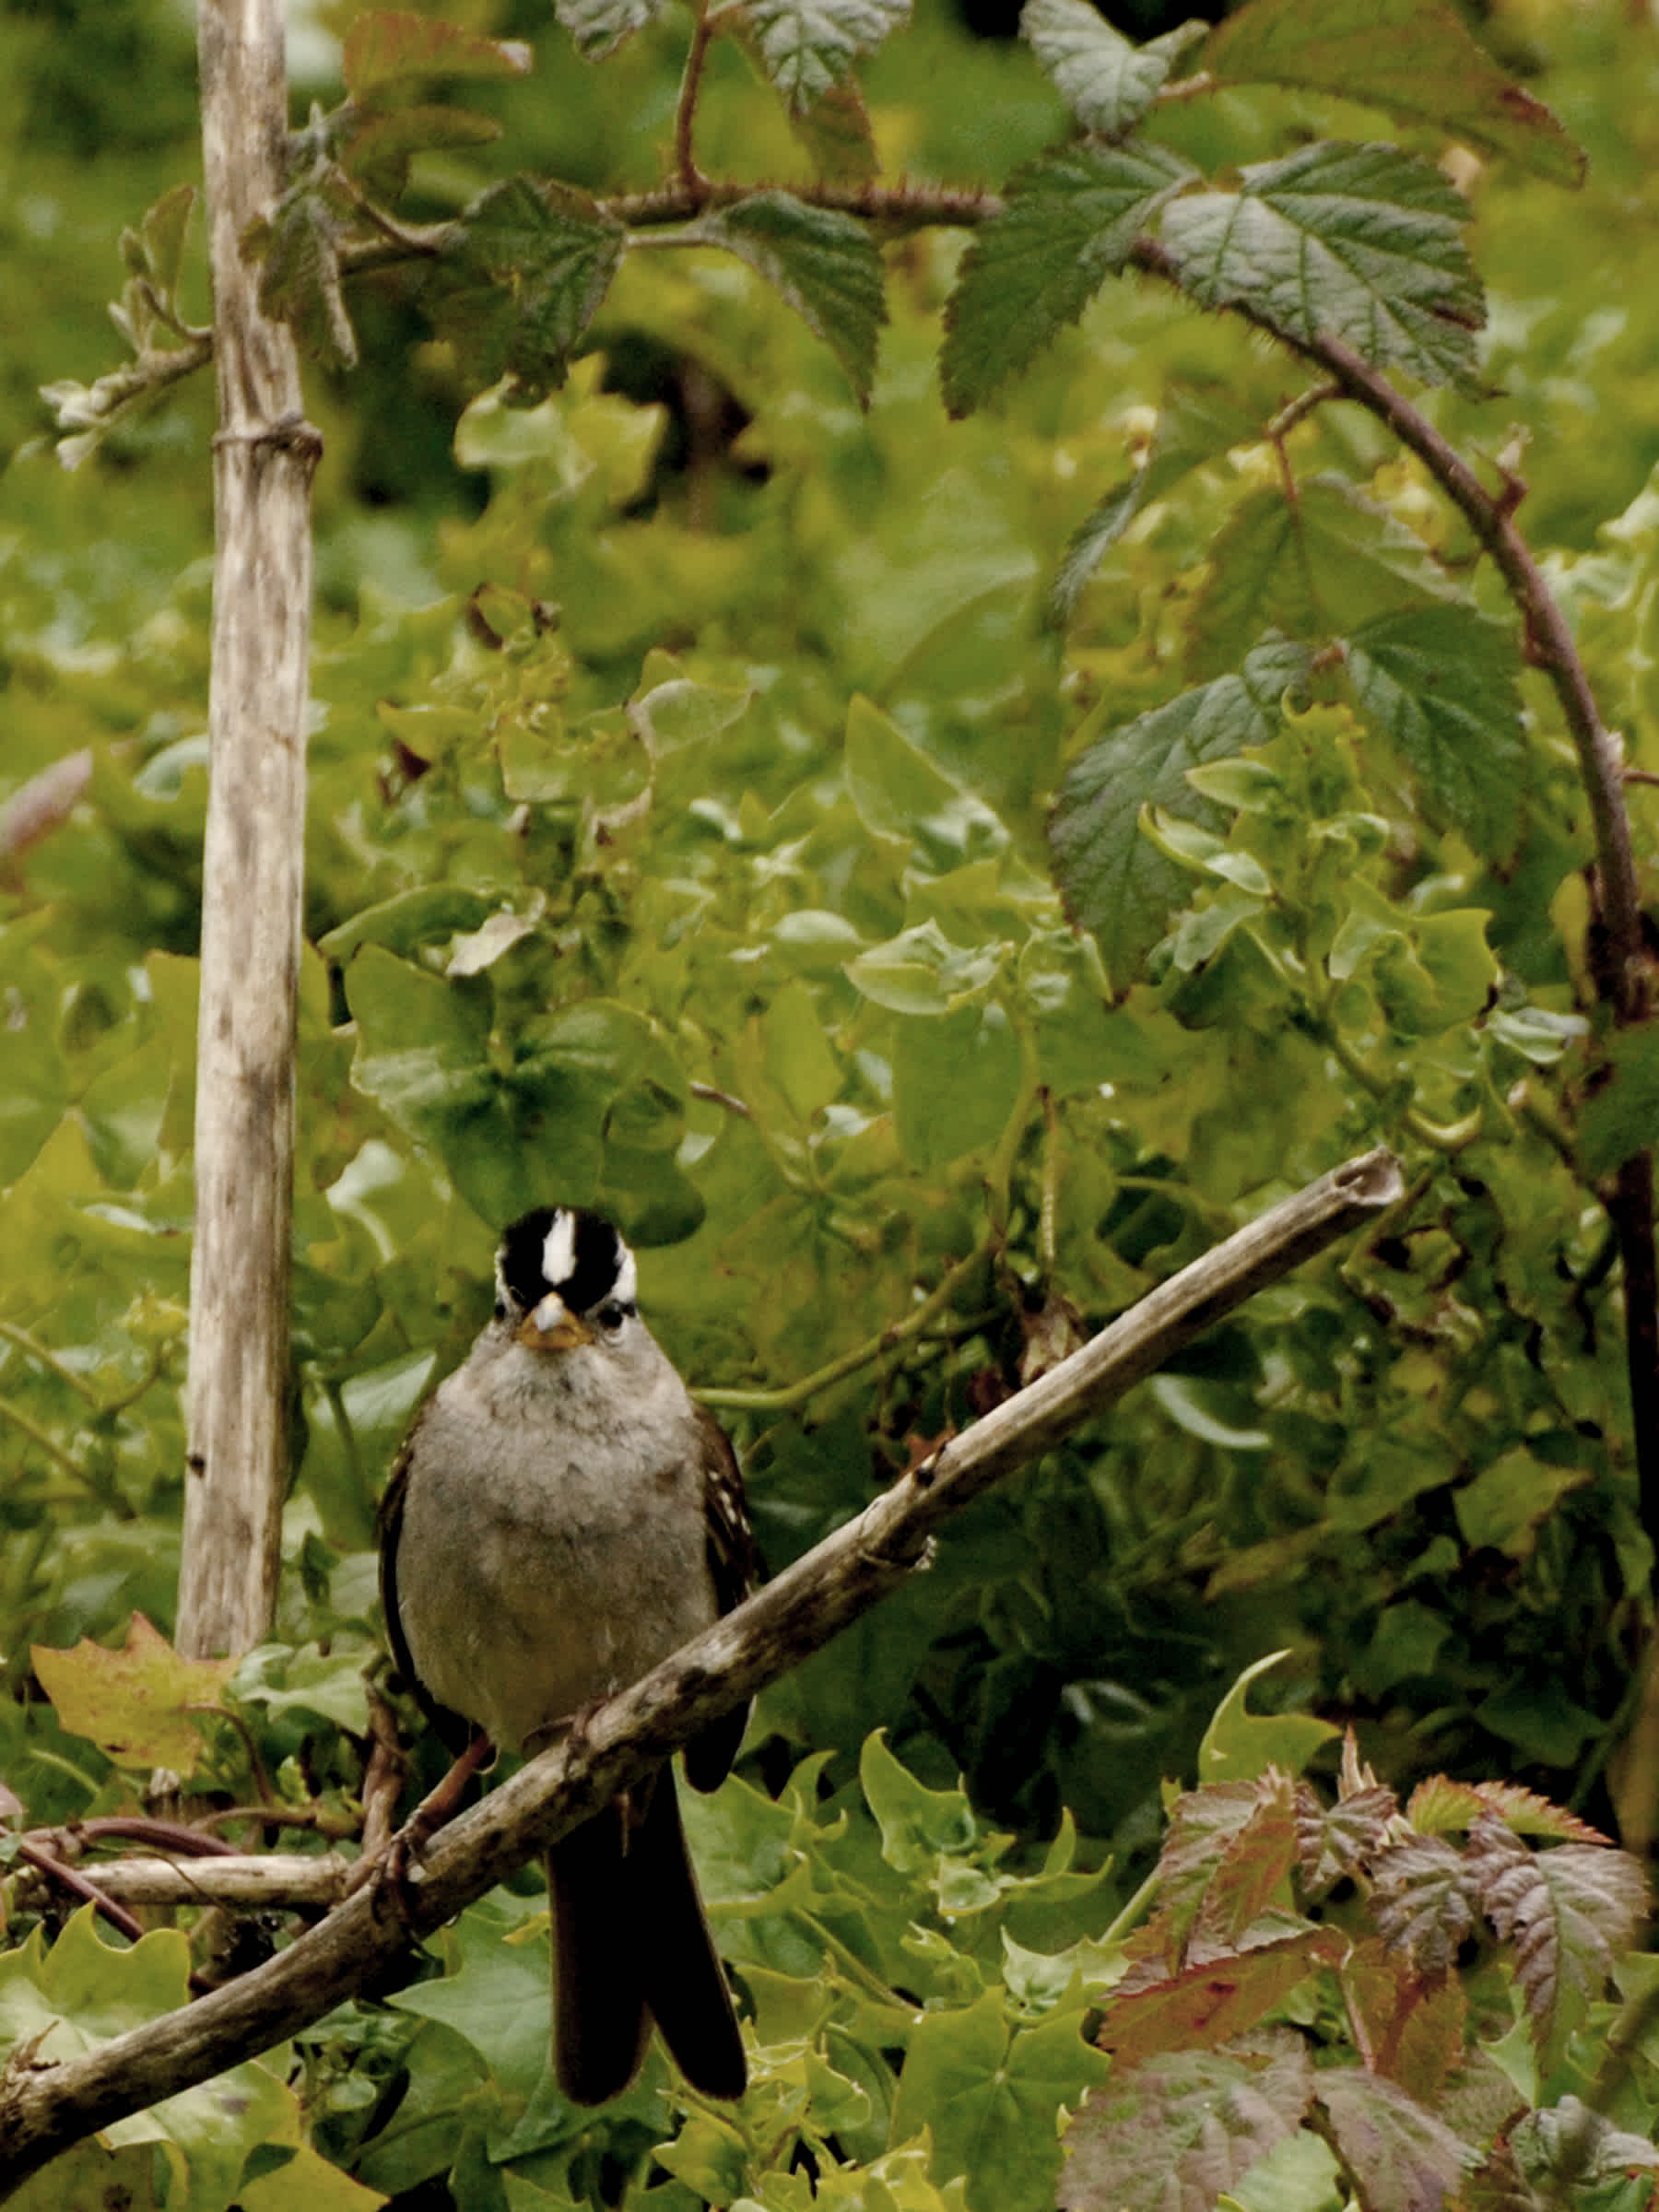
left=0, top=1147, right=1400, bottom=2187
left=9, top=1854, right=351, bottom=1911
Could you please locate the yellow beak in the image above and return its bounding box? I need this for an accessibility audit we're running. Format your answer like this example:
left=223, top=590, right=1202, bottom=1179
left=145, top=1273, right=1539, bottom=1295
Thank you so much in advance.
left=516, top=1292, right=592, bottom=1353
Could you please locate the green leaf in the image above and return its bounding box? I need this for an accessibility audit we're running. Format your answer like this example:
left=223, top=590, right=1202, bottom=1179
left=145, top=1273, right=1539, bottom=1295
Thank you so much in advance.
left=554, top=0, right=670, bottom=59
left=888, top=1985, right=1038, bottom=2212
left=1453, top=1448, right=1591, bottom=1559
left=1344, top=606, right=1526, bottom=857
left=688, top=193, right=886, bottom=406
left=342, top=11, right=533, bottom=100
left=863, top=1732, right=978, bottom=1871
left=1202, top=0, right=1585, bottom=188
left=845, top=920, right=1007, bottom=1015
left=844, top=695, right=962, bottom=845
left=0, top=1911, right=300, bottom=2204
left=942, top=142, right=1195, bottom=418
left=1020, top=0, right=1206, bottom=139
left=1048, top=638, right=1310, bottom=984
left=318, top=886, right=497, bottom=968
left=744, top=0, right=912, bottom=113
left=340, top=105, right=503, bottom=201
left=784, top=75, right=879, bottom=182
left=119, top=182, right=194, bottom=301
left=346, top=950, right=697, bottom=1235
left=1186, top=477, right=1453, bottom=679
left=1050, top=383, right=1264, bottom=624
left=391, top=1895, right=553, bottom=2108
left=893, top=1001, right=1024, bottom=1169
left=231, top=1642, right=373, bottom=1735
left=424, top=178, right=626, bottom=401
left=1578, top=1025, right=1659, bottom=1182
left=1161, top=140, right=1485, bottom=391
left=1197, top=1651, right=1340, bottom=1783
left=761, top=978, right=843, bottom=1120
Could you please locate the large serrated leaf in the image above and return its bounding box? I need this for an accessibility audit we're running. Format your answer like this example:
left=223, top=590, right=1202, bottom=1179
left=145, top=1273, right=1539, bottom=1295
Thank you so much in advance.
left=1161, top=140, right=1485, bottom=390
left=1051, top=383, right=1265, bottom=623
left=1059, top=2032, right=1312, bottom=2212
left=555, top=0, right=670, bottom=60
left=423, top=178, right=625, bottom=401
left=1020, top=0, right=1206, bottom=139
left=1100, top=1927, right=1346, bottom=2065
left=342, top=11, right=532, bottom=100
left=1049, top=639, right=1309, bottom=985
left=1314, top=2068, right=1476, bottom=2212
left=1295, top=1782, right=1396, bottom=1898
left=688, top=193, right=885, bottom=404
left=1186, top=476, right=1453, bottom=680
left=1340, top=1937, right=1467, bottom=2106
left=1371, top=1832, right=1475, bottom=1974
left=1344, top=605, right=1526, bottom=858
left=1466, top=1814, right=1649, bottom=2067
left=942, top=141, right=1194, bottom=418
left=744, top=0, right=911, bottom=114
left=1578, top=1025, right=1659, bottom=1183
left=1203, top=0, right=1584, bottom=188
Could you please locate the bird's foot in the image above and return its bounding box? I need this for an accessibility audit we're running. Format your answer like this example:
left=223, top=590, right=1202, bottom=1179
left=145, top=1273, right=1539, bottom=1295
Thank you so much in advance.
left=348, top=1732, right=496, bottom=1907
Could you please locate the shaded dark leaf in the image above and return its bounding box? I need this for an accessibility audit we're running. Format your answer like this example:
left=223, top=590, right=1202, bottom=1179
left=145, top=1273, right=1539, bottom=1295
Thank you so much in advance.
left=942, top=141, right=1194, bottom=418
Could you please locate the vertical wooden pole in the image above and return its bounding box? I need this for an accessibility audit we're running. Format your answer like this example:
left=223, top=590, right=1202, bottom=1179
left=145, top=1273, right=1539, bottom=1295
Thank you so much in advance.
left=178, top=0, right=320, bottom=1657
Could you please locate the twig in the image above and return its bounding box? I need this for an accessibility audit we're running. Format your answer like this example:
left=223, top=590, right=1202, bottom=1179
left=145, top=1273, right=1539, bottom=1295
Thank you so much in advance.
left=9, top=1853, right=350, bottom=1911
left=32, top=1818, right=238, bottom=1859
left=0, top=1147, right=1401, bottom=2185
left=0, top=754, right=93, bottom=863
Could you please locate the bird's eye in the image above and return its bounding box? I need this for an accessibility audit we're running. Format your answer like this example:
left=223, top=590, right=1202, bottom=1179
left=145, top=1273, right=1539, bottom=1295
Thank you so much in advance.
left=595, top=1300, right=632, bottom=1333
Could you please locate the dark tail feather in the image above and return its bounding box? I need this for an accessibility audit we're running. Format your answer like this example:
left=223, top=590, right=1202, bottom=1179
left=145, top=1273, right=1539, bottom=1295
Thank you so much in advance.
left=547, top=1803, right=649, bottom=2106
left=634, top=1778, right=747, bottom=2101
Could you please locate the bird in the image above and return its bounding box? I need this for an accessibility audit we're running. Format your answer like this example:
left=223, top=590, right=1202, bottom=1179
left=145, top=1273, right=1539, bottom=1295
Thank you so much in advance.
left=378, top=1203, right=754, bottom=2105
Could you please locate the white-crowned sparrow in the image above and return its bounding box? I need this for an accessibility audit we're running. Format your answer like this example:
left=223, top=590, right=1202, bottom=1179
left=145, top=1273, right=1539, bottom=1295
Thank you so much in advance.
left=379, top=1205, right=753, bottom=2104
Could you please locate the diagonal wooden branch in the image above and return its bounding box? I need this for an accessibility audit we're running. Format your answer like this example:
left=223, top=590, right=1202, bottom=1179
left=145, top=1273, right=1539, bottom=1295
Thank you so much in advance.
left=0, top=1147, right=1400, bottom=2192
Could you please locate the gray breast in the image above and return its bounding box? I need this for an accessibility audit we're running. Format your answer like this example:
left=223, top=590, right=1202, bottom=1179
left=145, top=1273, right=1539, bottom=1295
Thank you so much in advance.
left=394, top=1337, right=716, bottom=1752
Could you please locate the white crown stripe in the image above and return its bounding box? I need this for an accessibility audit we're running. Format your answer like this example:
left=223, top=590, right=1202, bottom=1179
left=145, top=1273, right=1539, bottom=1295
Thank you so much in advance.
left=541, top=1208, right=578, bottom=1289
left=614, top=1243, right=638, bottom=1307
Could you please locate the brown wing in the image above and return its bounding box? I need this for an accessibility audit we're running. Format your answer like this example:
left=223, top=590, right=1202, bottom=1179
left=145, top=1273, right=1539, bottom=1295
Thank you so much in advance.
left=378, top=1416, right=474, bottom=1755
left=683, top=1406, right=755, bottom=1794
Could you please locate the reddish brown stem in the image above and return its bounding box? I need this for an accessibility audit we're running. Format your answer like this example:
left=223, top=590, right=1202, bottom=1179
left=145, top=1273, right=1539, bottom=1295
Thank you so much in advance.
left=16, top=1841, right=147, bottom=1945
left=673, top=9, right=716, bottom=194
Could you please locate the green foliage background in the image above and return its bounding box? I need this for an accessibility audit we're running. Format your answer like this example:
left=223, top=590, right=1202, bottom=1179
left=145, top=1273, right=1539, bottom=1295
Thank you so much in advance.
left=5, top=0, right=1659, bottom=2204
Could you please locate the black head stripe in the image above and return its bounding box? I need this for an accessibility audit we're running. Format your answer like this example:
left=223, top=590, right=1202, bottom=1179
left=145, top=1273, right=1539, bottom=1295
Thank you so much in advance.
left=498, top=1208, right=559, bottom=1313
left=498, top=1206, right=628, bottom=1318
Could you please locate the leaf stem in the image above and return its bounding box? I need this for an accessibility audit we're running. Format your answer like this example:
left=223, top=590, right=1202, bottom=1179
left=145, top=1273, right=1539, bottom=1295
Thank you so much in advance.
left=0, top=1321, right=102, bottom=1403
left=0, top=1395, right=92, bottom=1483
left=698, top=1241, right=994, bottom=1414
left=673, top=8, right=718, bottom=195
